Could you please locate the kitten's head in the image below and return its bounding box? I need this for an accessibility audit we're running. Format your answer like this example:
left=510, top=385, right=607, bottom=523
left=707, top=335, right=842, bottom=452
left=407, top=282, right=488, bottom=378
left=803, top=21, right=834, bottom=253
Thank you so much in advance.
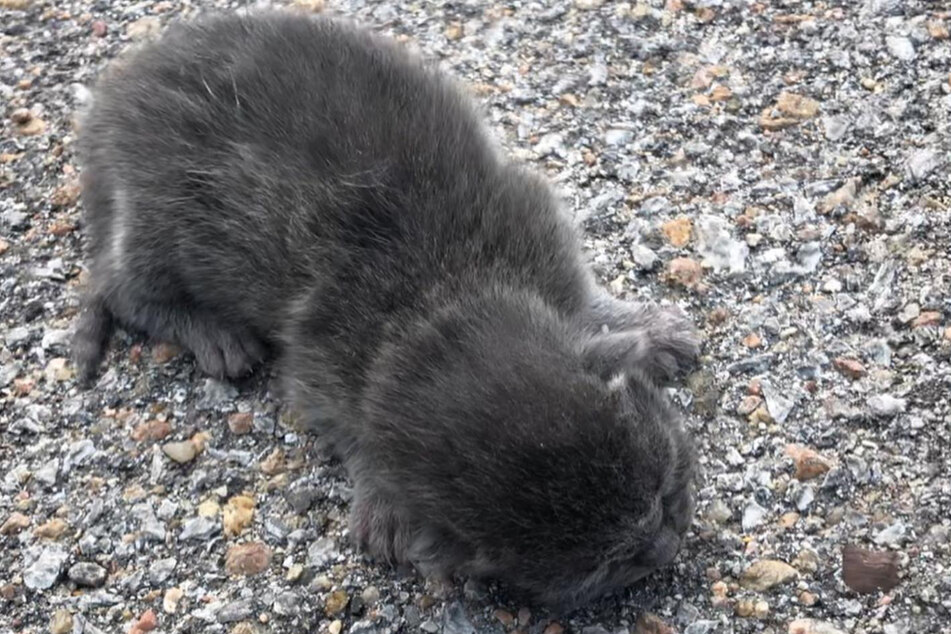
left=359, top=288, right=696, bottom=610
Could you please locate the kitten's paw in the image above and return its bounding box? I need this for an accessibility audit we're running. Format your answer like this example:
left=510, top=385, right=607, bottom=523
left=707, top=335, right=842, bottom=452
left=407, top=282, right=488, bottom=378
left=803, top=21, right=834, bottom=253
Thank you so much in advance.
left=637, top=306, right=700, bottom=385
left=584, top=305, right=700, bottom=387
left=188, top=327, right=266, bottom=379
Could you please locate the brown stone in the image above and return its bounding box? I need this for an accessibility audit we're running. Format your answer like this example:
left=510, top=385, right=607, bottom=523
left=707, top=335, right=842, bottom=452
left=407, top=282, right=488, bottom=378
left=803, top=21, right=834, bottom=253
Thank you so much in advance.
left=132, top=609, right=158, bottom=633
left=50, top=609, right=73, bottom=634
left=188, top=432, right=210, bottom=454
left=12, top=377, right=34, bottom=396
left=225, top=542, right=272, bottom=576
left=760, top=92, right=819, bottom=130
left=11, top=109, right=46, bottom=136
left=163, top=587, right=184, bottom=614
left=50, top=182, right=81, bottom=207
left=841, top=545, right=900, bottom=594
left=776, top=92, right=820, bottom=118
left=48, top=215, right=78, bottom=236
left=259, top=448, right=285, bottom=475
left=223, top=495, right=255, bottom=537
left=227, top=412, right=253, bottom=435
left=558, top=93, right=580, bottom=107
left=737, top=395, right=762, bottom=416
left=691, top=67, right=715, bottom=90
left=711, top=580, right=728, bottom=598
left=34, top=518, right=68, bottom=539
left=662, top=216, right=693, bottom=246
left=634, top=612, right=675, bottom=634
left=818, top=179, right=858, bottom=214
left=774, top=14, right=814, bottom=24
left=928, top=20, right=949, bottom=39
left=833, top=357, right=865, bottom=379
left=739, top=559, right=798, bottom=591
left=742, top=332, right=763, bottom=348
left=324, top=589, right=349, bottom=615
left=0, top=512, right=30, bottom=535
left=913, top=311, right=942, bottom=328
left=748, top=405, right=773, bottom=424
left=151, top=342, right=181, bottom=364
left=517, top=607, right=532, bottom=626
left=707, top=306, right=730, bottom=326
left=10, top=108, right=32, bottom=124
left=666, top=257, right=703, bottom=289
left=735, top=599, right=755, bottom=617
left=788, top=619, right=845, bottom=634
left=493, top=610, right=515, bottom=627
left=444, top=22, right=464, bottom=41
left=785, top=445, right=833, bottom=481
left=710, top=84, right=732, bottom=102
left=131, top=420, right=173, bottom=442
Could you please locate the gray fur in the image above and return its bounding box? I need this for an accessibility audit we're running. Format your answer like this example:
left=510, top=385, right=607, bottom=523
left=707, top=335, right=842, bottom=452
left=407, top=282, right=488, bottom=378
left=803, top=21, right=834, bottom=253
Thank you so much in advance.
left=73, top=11, right=699, bottom=609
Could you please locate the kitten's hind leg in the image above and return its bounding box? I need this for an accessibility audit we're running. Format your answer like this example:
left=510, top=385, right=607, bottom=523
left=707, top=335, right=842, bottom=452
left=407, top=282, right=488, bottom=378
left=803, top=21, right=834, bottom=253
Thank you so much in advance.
left=72, top=290, right=115, bottom=386
left=584, top=290, right=700, bottom=386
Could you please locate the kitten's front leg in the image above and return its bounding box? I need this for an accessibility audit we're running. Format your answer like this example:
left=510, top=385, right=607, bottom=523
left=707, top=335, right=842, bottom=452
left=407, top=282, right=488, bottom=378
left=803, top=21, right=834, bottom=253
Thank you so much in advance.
left=583, top=289, right=700, bottom=386
left=349, top=480, right=415, bottom=565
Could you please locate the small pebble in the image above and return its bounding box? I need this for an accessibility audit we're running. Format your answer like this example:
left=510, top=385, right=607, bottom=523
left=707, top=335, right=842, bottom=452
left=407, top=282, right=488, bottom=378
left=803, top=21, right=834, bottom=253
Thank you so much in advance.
left=325, top=589, right=349, bottom=615
left=886, top=36, right=915, bottom=61
left=163, top=587, right=184, bottom=614
left=162, top=441, right=197, bottom=464
left=50, top=609, right=73, bottom=634
left=67, top=561, right=107, bottom=587
left=227, top=412, right=254, bottom=435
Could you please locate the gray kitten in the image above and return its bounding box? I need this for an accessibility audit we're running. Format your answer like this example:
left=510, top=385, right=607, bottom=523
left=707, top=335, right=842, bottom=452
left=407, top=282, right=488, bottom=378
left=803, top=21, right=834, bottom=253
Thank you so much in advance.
left=73, top=11, right=699, bottom=609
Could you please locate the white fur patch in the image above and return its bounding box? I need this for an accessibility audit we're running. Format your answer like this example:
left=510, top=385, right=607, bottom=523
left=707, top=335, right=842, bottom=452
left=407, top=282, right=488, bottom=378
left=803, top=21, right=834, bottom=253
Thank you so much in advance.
left=72, top=83, right=92, bottom=107
left=607, top=373, right=627, bottom=392
left=110, top=185, right=131, bottom=274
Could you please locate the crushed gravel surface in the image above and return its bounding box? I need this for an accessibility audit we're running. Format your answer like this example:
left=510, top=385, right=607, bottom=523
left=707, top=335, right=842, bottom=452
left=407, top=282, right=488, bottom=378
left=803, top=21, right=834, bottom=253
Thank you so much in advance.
left=1, top=0, right=950, bottom=632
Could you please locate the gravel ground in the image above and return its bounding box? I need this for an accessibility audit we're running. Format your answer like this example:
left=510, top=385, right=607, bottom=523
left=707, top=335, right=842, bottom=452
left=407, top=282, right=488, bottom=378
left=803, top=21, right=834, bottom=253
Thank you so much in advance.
left=2, top=0, right=951, bottom=632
